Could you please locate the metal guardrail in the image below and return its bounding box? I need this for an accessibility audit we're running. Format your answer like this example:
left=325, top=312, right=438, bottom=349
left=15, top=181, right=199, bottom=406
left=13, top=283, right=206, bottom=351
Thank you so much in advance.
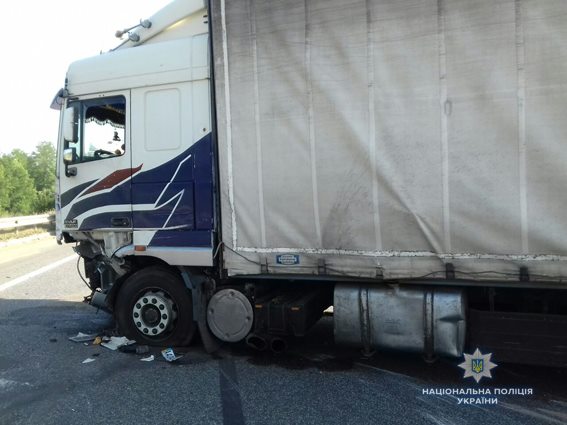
left=0, top=214, right=55, bottom=232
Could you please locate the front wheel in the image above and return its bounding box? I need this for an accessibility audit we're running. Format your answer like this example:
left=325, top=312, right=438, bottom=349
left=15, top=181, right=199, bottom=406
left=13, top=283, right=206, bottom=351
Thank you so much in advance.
left=115, top=266, right=195, bottom=347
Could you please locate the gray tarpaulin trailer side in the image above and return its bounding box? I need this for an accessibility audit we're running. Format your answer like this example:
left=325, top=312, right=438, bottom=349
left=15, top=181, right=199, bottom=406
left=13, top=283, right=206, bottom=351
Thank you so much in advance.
left=212, top=0, right=567, bottom=283
left=207, top=0, right=567, bottom=365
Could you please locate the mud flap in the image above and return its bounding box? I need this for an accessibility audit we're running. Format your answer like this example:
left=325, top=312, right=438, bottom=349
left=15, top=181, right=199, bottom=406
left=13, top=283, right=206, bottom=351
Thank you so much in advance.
left=197, top=286, right=221, bottom=354
left=179, top=268, right=221, bottom=354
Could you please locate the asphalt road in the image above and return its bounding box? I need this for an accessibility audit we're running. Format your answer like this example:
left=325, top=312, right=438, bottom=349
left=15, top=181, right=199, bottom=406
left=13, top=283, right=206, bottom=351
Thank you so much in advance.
left=0, top=236, right=566, bottom=425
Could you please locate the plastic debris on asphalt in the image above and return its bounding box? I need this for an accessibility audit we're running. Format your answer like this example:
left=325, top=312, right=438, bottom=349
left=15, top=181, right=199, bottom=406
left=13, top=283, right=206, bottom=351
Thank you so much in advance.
left=92, top=336, right=103, bottom=345
left=82, top=358, right=96, bottom=364
left=68, top=332, right=98, bottom=343
left=100, top=336, right=136, bottom=351
left=119, top=344, right=150, bottom=354
left=161, top=348, right=182, bottom=362
left=140, top=355, right=155, bottom=362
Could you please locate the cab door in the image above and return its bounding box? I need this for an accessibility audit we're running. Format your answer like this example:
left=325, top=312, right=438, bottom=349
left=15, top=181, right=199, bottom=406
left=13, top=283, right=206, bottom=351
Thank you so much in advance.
left=58, top=92, right=133, bottom=233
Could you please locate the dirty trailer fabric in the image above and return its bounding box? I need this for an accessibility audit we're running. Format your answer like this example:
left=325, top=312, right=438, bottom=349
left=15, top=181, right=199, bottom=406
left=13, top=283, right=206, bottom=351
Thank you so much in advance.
left=212, top=0, right=567, bottom=281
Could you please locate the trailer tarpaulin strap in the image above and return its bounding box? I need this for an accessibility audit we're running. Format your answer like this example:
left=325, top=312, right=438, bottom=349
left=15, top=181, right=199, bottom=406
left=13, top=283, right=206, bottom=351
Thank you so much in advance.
left=212, top=0, right=567, bottom=282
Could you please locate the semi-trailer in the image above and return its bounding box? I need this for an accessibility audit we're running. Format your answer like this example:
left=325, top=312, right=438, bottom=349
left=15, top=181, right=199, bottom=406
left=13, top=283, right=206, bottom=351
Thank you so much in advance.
left=52, top=0, right=567, bottom=366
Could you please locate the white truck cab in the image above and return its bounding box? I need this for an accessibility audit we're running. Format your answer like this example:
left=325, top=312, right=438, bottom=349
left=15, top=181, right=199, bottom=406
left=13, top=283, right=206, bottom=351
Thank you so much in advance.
left=55, top=1, right=213, bottom=267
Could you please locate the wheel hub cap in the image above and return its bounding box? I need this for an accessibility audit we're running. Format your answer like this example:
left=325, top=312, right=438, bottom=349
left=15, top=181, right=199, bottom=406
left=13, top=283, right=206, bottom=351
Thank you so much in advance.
left=132, top=291, right=174, bottom=336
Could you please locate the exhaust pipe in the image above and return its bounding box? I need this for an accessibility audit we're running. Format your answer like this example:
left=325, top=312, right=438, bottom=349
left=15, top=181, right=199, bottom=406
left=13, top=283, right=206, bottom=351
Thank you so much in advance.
left=246, top=334, right=268, bottom=351
left=270, top=337, right=287, bottom=354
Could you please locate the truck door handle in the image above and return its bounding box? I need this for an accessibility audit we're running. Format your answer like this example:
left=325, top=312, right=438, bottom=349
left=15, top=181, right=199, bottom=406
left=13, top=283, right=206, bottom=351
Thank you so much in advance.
left=111, top=217, right=130, bottom=227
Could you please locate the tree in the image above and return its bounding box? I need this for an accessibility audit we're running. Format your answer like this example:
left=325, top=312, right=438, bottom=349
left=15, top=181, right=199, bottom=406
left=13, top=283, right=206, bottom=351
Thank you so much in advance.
left=9, top=149, right=31, bottom=169
left=0, top=161, right=9, bottom=215
left=29, top=142, right=56, bottom=192
left=0, top=142, right=56, bottom=215
left=0, top=154, right=36, bottom=215
left=29, top=142, right=56, bottom=212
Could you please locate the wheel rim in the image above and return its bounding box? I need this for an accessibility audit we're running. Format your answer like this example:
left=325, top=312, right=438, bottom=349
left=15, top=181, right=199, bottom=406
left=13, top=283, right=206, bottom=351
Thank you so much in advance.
left=132, top=290, right=176, bottom=337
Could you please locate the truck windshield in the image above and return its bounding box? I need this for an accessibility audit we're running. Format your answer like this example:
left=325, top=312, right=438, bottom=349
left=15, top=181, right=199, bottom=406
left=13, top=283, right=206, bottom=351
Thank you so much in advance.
left=64, top=96, right=126, bottom=163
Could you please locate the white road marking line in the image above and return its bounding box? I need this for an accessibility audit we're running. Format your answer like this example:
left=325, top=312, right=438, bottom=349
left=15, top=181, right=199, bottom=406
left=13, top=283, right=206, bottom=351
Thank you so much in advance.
left=0, top=254, right=77, bottom=293
left=0, top=378, right=32, bottom=389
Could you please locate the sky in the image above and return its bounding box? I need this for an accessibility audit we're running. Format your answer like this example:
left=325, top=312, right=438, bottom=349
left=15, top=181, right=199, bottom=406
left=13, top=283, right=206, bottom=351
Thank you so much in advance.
left=0, top=0, right=172, bottom=155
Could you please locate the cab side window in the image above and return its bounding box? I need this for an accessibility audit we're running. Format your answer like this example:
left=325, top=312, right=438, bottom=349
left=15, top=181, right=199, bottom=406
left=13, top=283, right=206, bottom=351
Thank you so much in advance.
left=64, top=96, right=126, bottom=163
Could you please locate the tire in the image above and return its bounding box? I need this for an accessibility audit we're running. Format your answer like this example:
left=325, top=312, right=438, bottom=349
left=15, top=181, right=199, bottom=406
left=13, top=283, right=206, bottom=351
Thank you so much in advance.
left=115, top=266, right=195, bottom=347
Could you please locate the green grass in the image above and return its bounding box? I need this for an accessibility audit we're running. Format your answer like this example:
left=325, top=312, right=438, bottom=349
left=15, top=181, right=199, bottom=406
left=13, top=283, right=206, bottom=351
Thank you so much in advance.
left=0, top=228, right=50, bottom=242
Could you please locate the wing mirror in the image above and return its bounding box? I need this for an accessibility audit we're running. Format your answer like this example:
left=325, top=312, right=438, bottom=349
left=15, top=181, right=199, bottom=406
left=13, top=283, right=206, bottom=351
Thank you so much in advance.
left=63, top=104, right=78, bottom=144
left=63, top=148, right=77, bottom=177
left=63, top=148, right=74, bottom=164
left=63, top=103, right=78, bottom=177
